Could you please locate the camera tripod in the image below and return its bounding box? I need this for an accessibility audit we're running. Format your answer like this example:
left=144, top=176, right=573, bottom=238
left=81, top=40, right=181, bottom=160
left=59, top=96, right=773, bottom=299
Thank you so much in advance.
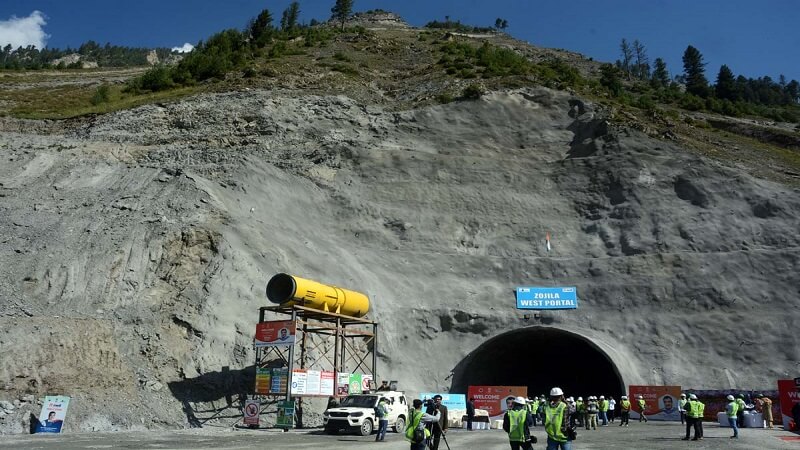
left=426, top=424, right=451, bottom=450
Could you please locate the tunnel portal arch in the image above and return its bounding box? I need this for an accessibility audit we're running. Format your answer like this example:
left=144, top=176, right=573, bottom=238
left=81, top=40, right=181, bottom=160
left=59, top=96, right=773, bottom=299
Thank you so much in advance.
left=451, top=326, right=626, bottom=399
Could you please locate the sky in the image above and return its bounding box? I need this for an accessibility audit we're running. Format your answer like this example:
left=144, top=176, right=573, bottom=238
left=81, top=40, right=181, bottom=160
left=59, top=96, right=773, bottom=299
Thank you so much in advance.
left=0, top=0, right=798, bottom=81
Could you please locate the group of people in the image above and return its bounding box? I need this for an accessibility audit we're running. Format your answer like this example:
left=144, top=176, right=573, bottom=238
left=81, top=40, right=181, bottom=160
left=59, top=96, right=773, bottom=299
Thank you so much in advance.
left=403, top=389, right=783, bottom=449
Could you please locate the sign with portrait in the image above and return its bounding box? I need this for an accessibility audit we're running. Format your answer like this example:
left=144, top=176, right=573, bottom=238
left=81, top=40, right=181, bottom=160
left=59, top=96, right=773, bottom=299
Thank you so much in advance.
left=254, top=320, right=296, bottom=347
left=34, top=396, right=70, bottom=433
left=628, top=385, right=682, bottom=421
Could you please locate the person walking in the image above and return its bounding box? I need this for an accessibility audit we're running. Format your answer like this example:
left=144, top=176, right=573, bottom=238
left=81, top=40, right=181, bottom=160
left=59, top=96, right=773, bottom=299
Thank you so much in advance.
left=678, top=393, right=687, bottom=425
left=375, top=397, right=389, bottom=441
left=466, top=397, right=475, bottom=431
left=530, top=397, right=539, bottom=427
left=426, top=395, right=448, bottom=450
left=725, top=394, right=739, bottom=439
left=599, top=396, right=609, bottom=426
left=759, top=394, right=774, bottom=429
left=574, top=397, right=584, bottom=427
left=544, top=387, right=572, bottom=450
left=636, top=395, right=648, bottom=422
left=735, top=394, right=747, bottom=428
left=503, top=396, right=535, bottom=450
left=618, top=395, right=631, bottom=427
left=682, top=394, right=704, bottom=441
left=608, top=397, right=616, bottom=424
left=405, top=399, right=440, bottom=450
left=585, top=396, right=598, bottom=430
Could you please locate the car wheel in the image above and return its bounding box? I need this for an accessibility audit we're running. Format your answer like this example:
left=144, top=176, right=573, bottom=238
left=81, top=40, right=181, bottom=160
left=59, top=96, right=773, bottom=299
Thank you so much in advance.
left=393, top=416, right=406, bottom=433
left=360, top=418, right=374, bottom=436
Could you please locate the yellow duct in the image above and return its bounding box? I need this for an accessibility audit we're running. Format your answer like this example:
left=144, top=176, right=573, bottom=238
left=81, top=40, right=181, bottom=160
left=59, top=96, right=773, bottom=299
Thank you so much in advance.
left=266, top=273, right=370, bottom=318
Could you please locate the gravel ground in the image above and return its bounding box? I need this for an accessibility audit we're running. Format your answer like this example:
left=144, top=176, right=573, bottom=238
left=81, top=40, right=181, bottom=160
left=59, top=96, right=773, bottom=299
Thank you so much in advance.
left=0, top=422, right=798, bottom=450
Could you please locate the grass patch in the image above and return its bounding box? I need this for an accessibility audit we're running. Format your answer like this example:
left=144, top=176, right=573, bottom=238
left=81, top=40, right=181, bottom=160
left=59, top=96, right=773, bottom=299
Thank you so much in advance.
left=0, top=83, right=203, bottom=119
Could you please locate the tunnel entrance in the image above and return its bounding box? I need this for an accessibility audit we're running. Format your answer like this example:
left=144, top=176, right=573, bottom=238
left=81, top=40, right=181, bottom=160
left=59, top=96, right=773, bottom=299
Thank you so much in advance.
left=451, top=327, right=625, bottom=399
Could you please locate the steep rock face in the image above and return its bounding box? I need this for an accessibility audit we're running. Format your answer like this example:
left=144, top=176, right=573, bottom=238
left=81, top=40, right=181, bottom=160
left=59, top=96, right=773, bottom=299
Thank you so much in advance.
left=1, top=88, right=798, bottom=433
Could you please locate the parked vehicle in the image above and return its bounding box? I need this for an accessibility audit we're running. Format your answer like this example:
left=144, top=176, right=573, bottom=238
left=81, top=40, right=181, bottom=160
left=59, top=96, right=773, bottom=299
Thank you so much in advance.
left=323, top=391, right=408, bottom=436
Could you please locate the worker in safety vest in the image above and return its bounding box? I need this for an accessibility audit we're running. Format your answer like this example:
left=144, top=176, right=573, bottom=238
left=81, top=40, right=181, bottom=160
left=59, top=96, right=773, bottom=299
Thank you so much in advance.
left=682, top=394, right=704, bottom=441
left=618, top=395, right=631, bottom=427
left=599, top=396, right=609, bottom=426
left=503, top=396, right=535, bottom=450
left=725, top=394, right=739, bottom=439
left=735, top=394, right=747, bottom=428
left=636, top=395, right=648, bottom=422
left=527, top=397, right=537, bottom=427
left=405, top=399, right=441, bottom=450
left=544, top=387, right=573, bottom=450
left=678, top=393, right=688, bottom=424
left=532, top=397, right=541, bottom=426
left=575, top=397, right=585, bottom=427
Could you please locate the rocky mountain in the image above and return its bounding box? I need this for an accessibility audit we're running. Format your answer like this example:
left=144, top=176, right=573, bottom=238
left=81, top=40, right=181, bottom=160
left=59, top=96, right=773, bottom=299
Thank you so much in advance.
left=1, top=18, right=799, bottom=435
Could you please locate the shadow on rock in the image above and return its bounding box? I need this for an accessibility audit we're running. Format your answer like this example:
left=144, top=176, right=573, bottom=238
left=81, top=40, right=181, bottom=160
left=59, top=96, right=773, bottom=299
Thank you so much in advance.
left=168, top=365, right=256, bottom=427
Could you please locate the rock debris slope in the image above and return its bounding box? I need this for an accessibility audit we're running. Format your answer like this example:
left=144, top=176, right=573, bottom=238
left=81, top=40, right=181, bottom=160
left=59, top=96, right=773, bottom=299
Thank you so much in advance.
left=0, top=88, right=798, bottom=433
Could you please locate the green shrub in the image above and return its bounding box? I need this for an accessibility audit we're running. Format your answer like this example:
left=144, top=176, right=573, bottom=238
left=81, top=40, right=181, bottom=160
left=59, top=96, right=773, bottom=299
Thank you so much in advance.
left=90, top=85, right=111, bottom=105
left=330, top=63, right=358, bottom=76
left=680, top=94, right=705, bottom=111
left=437, top=93, right=455, bottom=104
left=333, top=51, right=351, bottom=62
left=461, top=84, right=484, bottom=100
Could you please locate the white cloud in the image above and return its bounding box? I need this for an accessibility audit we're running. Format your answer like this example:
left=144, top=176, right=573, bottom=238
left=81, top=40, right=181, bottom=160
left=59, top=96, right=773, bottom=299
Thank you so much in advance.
left=0, top=10, right=49, bottom=49
left=171, top=43, right=194, bottom=53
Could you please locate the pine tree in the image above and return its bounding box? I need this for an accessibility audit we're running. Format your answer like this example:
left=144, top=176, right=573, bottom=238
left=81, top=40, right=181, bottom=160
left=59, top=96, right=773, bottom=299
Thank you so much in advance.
left=633, top=39, right=649, bottom=79
left=715, top=64, right=738, bottom=101
left=600, top=64, right=623, bottom=97
left=682, top=45, right=709, bottom=97
left=619, top=38, right=633, bottom=80
left=651, top=57, right=670, bottom=88
left=249, top=9, right=274, bottom=46
left=281, top=2, right=301, bottom=32
left=331, top=0, right=353, bottom=30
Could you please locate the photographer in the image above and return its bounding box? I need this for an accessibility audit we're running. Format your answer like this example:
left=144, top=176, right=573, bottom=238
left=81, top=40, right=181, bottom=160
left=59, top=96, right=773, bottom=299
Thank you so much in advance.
left=503, top=397, right=535, bottom=450
left=406, top=399, right=441, bottom=450
left=425, top=395, right=449, bottom=450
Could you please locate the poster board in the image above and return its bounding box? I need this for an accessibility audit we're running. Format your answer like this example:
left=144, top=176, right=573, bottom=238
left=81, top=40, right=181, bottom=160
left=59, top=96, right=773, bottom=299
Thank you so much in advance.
left=243, top=400, right=260, bottom=426
left=349, top=373, right=363, bottom=394
left=778, top=379, right=800, bottom=430
left=320, top=371, right=335, bottom=396
left=254, top=320, right=296, bottom=347
left=467, top=386, right=527, bottom=419
left=420, top=393, right=467, bottom=410
left=34, top=396, right=71, bottom=433
left=270, top=368, right=288, bottom=395
left=628, top=385, right=682, bottom=421
left=290, top=369, right=308, bottom=395
left=255, top=367, right=271, bottom=395
left=277, top=400, right=295, bottom=429
left=337, top=372, right=350, bottom=396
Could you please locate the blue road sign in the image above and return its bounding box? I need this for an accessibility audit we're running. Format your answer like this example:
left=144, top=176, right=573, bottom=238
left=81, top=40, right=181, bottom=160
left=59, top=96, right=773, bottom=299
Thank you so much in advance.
left=516, top=287, right=578, bottom=310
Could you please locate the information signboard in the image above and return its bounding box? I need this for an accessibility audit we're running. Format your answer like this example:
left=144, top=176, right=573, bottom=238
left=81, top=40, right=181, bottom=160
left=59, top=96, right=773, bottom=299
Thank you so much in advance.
left=516, top=287, right=578, bottom=309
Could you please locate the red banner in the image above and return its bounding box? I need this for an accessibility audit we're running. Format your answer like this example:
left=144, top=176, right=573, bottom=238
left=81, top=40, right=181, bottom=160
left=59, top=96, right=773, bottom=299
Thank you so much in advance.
left=467, top=386, right=527, bottom=419
left=255, top=320, right=296, bottom=347
left=778, top=379, right=800, bottom=430
left=628, top=386, right=682, bottom=421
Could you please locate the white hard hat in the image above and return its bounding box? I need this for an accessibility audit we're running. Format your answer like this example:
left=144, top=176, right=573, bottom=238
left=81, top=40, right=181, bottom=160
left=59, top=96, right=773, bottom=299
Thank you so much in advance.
left=577, top=397, right=583, bottom=401
left=568, top=397, right=574, bottom=402
left=690, top=394, right=698, bottom=400
left=599, top=396, right=605, bottom=399
left=637, top=395, right=643, bottom=399
left=726, top=395, right=735, bottom=400
left=514, top=396, right=527, bottom=405
left=621, top=395, right=627, bottom=399
left=681, top=393, right=686, bottom=397
left=550, top=387, right=564, bottom=397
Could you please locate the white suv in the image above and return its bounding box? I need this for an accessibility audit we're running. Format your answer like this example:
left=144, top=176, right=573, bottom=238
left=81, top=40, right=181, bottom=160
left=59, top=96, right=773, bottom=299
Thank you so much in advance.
left=323, top=391, right=408, bottom=436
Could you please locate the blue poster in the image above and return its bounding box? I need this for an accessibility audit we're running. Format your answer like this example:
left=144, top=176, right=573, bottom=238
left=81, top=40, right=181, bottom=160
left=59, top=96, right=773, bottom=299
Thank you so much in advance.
left=516, top=287, right=578, bottom=309
left=420, top=393, right=467, bottom=410
left=34, top=396, right=70, bottom=433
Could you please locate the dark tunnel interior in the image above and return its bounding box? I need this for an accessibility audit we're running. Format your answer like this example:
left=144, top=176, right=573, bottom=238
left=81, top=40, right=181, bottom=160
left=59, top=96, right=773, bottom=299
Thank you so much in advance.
left=451, top=327, right=625, bottom=399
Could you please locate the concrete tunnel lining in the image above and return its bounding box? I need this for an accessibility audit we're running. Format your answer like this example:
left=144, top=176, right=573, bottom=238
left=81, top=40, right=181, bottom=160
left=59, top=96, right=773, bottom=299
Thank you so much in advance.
left=451, top=326, right=627, bottom=399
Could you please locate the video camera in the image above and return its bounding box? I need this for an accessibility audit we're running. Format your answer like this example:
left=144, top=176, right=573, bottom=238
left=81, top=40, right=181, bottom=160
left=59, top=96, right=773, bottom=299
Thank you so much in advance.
left=423, top=398, right=440, bottom=414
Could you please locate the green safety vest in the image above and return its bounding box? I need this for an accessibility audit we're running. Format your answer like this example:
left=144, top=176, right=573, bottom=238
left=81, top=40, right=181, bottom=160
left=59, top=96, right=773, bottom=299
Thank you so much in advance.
left=405, top=410, right=430, bottom=442
left=679, top=399, right=687, bottom=410
left=727, top=401, right=739, bottom=418
left=621, top=400, right=631, bottom=411
left=533, top=400, right=540, bottom=412
left=637, top=399, right=646, bottom=410
left=599, top=400, right=608, bottom=412
left=508, top=409, right=528, bottom=442
left=687, top=400, right=705, bottom=418
left=735, top=398, right=746, bottom=413
left=545, top=402, right=568, bottom=443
